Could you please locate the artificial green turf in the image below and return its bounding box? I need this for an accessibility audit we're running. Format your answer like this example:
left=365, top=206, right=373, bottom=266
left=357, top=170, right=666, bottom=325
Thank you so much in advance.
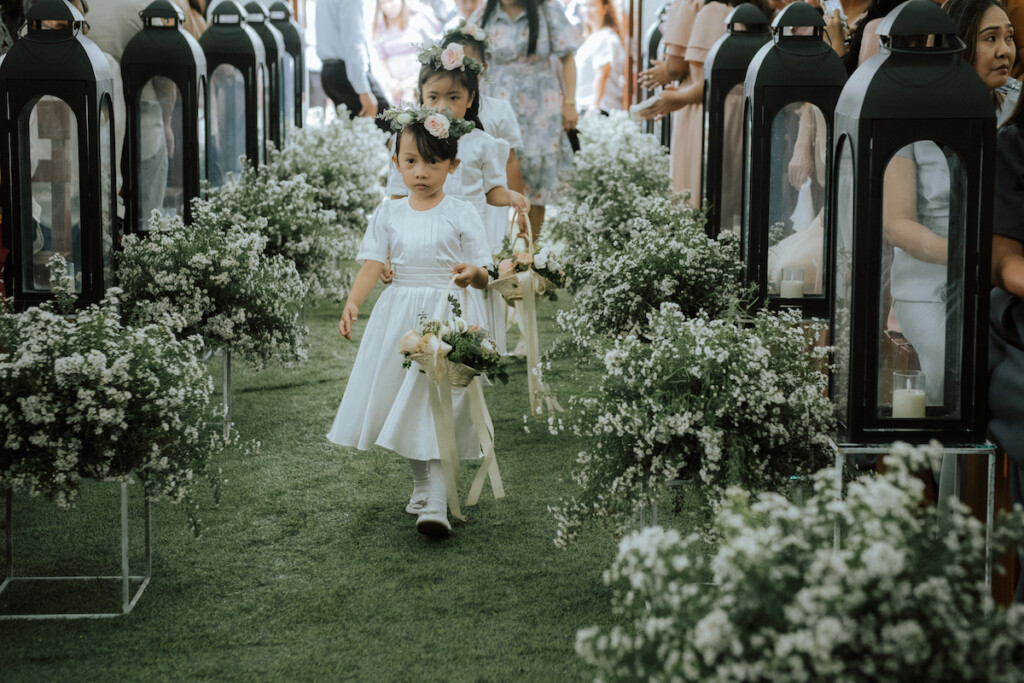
left=0, top=285, right=655, bottom=682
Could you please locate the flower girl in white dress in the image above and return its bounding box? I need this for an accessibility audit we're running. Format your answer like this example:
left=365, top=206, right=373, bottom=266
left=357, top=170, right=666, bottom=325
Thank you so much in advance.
left=329, top=108, right=491, bottom=538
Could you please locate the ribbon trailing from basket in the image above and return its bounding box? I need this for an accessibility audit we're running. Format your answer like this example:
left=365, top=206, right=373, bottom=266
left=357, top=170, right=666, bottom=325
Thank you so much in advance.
left=515, top=270, right=563, bottom=415
left=413, top=276, right=505, bottom=520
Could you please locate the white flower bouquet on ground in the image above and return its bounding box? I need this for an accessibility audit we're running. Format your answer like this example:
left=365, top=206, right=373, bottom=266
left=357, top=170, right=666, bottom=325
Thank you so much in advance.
left=550, top=304, right=834, bottom=547
left=118, top=213, right=308, bottom=369
left=577, top=442, right=1024, bottom=682
left=0, top=257, right=227, bottom=509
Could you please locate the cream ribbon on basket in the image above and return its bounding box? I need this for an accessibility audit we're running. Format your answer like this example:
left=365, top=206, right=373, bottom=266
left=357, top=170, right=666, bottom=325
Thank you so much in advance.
left=419, top=276, right=505, bottom=521
left=511, top=213, right=563, bottom=415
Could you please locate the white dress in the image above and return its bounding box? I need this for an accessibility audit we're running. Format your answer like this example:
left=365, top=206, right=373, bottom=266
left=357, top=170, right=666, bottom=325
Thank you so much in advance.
left=479, top=94, right=524, bottom=252
left=327, top=196, right=491, bottom=461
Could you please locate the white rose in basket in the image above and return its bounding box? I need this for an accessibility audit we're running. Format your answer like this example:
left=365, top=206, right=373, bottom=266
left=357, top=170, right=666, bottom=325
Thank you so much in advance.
left=534, top=252, right=548, bottom=270
left=399, top=329, right=421, bottom=354
left=452, top=317, right=469, bottom=333
left=440, top=322, right=452, bottom=337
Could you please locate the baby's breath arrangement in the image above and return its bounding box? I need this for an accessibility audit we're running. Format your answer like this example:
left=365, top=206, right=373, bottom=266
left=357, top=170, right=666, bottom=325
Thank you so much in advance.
left=0, top=257, right=227, bottom=508
left=118, top=213, right=307, bottom=369
left=268, top=106, right=388, bottom=232
left=577, top=442, right=1024, bottom=682
left=550, top=304, right=833, bottom=547
left=557, top=219, right=743, bottom=341
left=200, top=168, right=353, bottom=300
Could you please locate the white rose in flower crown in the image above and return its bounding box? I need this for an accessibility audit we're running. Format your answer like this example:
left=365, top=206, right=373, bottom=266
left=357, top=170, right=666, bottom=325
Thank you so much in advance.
left=423, top=113, right=451, bottom=139
left=463, top=24, right=486, bottom=41
left=452, top=317, right=468, bottom=333
left=396, top=111, right=414, bottom=126
left=441, top=43, right=465, bottom=70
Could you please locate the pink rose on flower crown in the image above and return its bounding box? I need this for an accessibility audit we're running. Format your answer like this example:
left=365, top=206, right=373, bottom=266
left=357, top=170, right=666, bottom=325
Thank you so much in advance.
left=441, top=43, right=465, bottom=70
left=423, top=113, right=451, bottom=139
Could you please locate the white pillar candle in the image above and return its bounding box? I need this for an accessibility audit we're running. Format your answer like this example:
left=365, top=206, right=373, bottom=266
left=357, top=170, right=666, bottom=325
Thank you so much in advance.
left=780, top=279, right=804, bottom=298
left=892, top=388, right=926, bottom=418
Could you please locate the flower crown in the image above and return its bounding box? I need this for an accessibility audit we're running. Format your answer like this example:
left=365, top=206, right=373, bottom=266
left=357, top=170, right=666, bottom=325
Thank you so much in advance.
left=380, top=105, right=476, bottom=140
left=443, top=20, right=490, bottom=52
left=418, top=40, right=486, bottom=78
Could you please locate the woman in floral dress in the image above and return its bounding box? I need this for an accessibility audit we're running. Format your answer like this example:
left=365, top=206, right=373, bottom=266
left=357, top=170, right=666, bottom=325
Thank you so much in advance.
left=472, top=0, right=582, bottom=234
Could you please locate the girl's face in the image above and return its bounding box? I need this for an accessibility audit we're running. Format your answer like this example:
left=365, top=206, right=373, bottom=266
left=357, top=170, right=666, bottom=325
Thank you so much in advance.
left=393, top=129, right=459, bottom=201
left=455, top=0, right=481, bottom=19
left=380, top=0, right=403, bottom=21
left=421, top=74, right=474, bottom=120
left=973, top=5, right=1015, bottom=92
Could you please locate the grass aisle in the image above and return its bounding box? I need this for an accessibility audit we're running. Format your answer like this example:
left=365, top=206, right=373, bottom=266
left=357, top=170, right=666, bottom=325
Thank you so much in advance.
left=0, top=286, right=624, bottom=681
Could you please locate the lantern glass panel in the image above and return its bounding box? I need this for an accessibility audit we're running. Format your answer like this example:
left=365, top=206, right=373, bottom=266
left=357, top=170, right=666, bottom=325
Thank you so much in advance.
left=282, top=51, right=295, bottom=135
left=722, top=82, right=744, bottom=235
left=257, top=63, right=266, bottom=163
left=199, top=76, right=208, bottom=187
left=767, top=101, right=824, bottom=297
left=100, top=97, right=114, bottom=279
left=833, top=137, right=853, bottom=423
left=140, top=76, right=183, bottom=226
left=878, top=141, right=965, bottom=419
left=209, top=64, right=246, bottom=187
left=27, top=97, right=82, bottom=294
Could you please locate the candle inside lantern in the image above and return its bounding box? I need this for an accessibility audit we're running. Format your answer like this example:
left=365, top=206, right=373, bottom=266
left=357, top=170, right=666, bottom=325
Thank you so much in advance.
left=779, top=266, right=804, bottom=298
left=892, top=370, right=926, bottom=418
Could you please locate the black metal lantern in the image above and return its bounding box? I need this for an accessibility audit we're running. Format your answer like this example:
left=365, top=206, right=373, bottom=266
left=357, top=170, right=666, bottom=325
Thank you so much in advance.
left=0, top=0, right=117, bottom=309
left=121, top=0, right=208, bottom=231
left=830, top=0, right=992, bottom=445
left=269, top=0, right=306, bottom=133
left=702, top=3, right=769, bottom=237
left=741, top=2, right=847, bottom=317
left=243, top=2, right=287, bottom=150
left=198, top=0, right=268, bottom=188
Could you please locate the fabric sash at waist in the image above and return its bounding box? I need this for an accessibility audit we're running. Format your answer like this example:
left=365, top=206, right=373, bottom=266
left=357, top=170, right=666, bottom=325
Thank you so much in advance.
left=392, top=265, right=452, bottom=289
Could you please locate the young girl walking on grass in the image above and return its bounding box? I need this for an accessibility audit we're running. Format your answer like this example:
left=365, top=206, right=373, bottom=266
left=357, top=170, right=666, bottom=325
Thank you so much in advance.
left=328, top=108, right=491, bottom=538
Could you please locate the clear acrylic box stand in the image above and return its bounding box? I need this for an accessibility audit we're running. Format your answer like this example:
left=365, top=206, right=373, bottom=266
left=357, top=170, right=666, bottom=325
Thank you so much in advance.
left=0, top=481, right=152, bottom=620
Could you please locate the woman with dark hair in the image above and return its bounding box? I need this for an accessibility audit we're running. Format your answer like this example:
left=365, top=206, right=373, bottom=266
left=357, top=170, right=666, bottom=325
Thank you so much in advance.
left=471, top=0, right=581, bottom=235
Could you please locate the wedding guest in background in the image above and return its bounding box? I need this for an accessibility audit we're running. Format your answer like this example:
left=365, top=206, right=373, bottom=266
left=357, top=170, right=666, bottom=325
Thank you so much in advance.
left=472, top=0, right=581, bottom=237
left=371, top=0, right=441, bottom=103
left=317, top=0, right=392, bottom=130
left=575, top=0, right=626, bottom=115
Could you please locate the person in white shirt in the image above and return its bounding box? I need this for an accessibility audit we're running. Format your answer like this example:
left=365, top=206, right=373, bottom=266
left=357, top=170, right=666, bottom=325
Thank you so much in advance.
left=316, top=0, right=392, bottom=131
left=575, top=0, right=625, bottom=115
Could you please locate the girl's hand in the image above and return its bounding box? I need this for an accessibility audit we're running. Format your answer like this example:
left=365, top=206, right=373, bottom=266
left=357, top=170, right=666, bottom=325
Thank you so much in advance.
left=339, top=302, right=359, bottom=340
left=508, top=190, right=530, bottom=215
left=562, top=101, right=578, bottom=131
left=452, top=263, right=484, bottom=288
left=380, top=258, right=393, bottom=284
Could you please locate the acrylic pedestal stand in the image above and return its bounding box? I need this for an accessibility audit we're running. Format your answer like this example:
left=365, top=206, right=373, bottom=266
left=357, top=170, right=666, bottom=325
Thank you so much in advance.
left=0, top=481, right=152, bottom=620
left=828, top=438, right=996, bottom=587
left=203, top=347, right=233, bottom=438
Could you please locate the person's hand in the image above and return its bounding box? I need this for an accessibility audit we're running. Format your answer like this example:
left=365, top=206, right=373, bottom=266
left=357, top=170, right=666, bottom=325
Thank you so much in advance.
left=516, top=212, right=530, bottom=239
left=562, top=101, right=578, bottom=131
left=824, top=9, right=847, bottom=56
left=637, top=85, right=680, bottom=120
left=638, top=59, right=671, bottom=89
left=508, top=190, right=530, bottom=215
left=339, top=302, right=359, bottom=340
left=358, top=91, right=378, bottom=117
left=451, top=263, right=479, bottom=288
left=380, top=258, right=393, bottom=284
left=788, top=146, right=812, bottom=189
left=164, top=122, right=175, bottom=159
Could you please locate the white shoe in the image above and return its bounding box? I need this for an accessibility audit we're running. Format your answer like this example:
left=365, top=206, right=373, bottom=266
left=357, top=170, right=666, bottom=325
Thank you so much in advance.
left=416, top=507, right=452, bottom=538
left=405, top=492, right=429, bottom=516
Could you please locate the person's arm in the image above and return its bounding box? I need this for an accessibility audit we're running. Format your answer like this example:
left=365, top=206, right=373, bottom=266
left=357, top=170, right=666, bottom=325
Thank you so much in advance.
left=638, top=61, right=705, bottom=118
left=485, top=186, right=530, bottom=213
left=339, top=260, right=386, bottom=339
left=858, top=17, right=884, bottom=65
left=882, top=155, right=948, bottom=265
left=506, top=149, right=525, bottom=194
left=788, top=104, right=816, bottom=189
left=561, top=53, right=578, bottom=130
left=590, top=62, right=611, bottom=114
left=992, top=235, right=1024, bottom=297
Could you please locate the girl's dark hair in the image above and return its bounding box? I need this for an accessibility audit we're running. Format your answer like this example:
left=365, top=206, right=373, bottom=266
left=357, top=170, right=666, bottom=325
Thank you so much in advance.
left=481, top=0, right=540, bottom=55
left=417, top=63, right=485, bottom=131
left=944, top=0, right=1008, bottom=68
left=841, top=0, right=903, bottom=75
left=394, top=121, right=459, bottom=163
